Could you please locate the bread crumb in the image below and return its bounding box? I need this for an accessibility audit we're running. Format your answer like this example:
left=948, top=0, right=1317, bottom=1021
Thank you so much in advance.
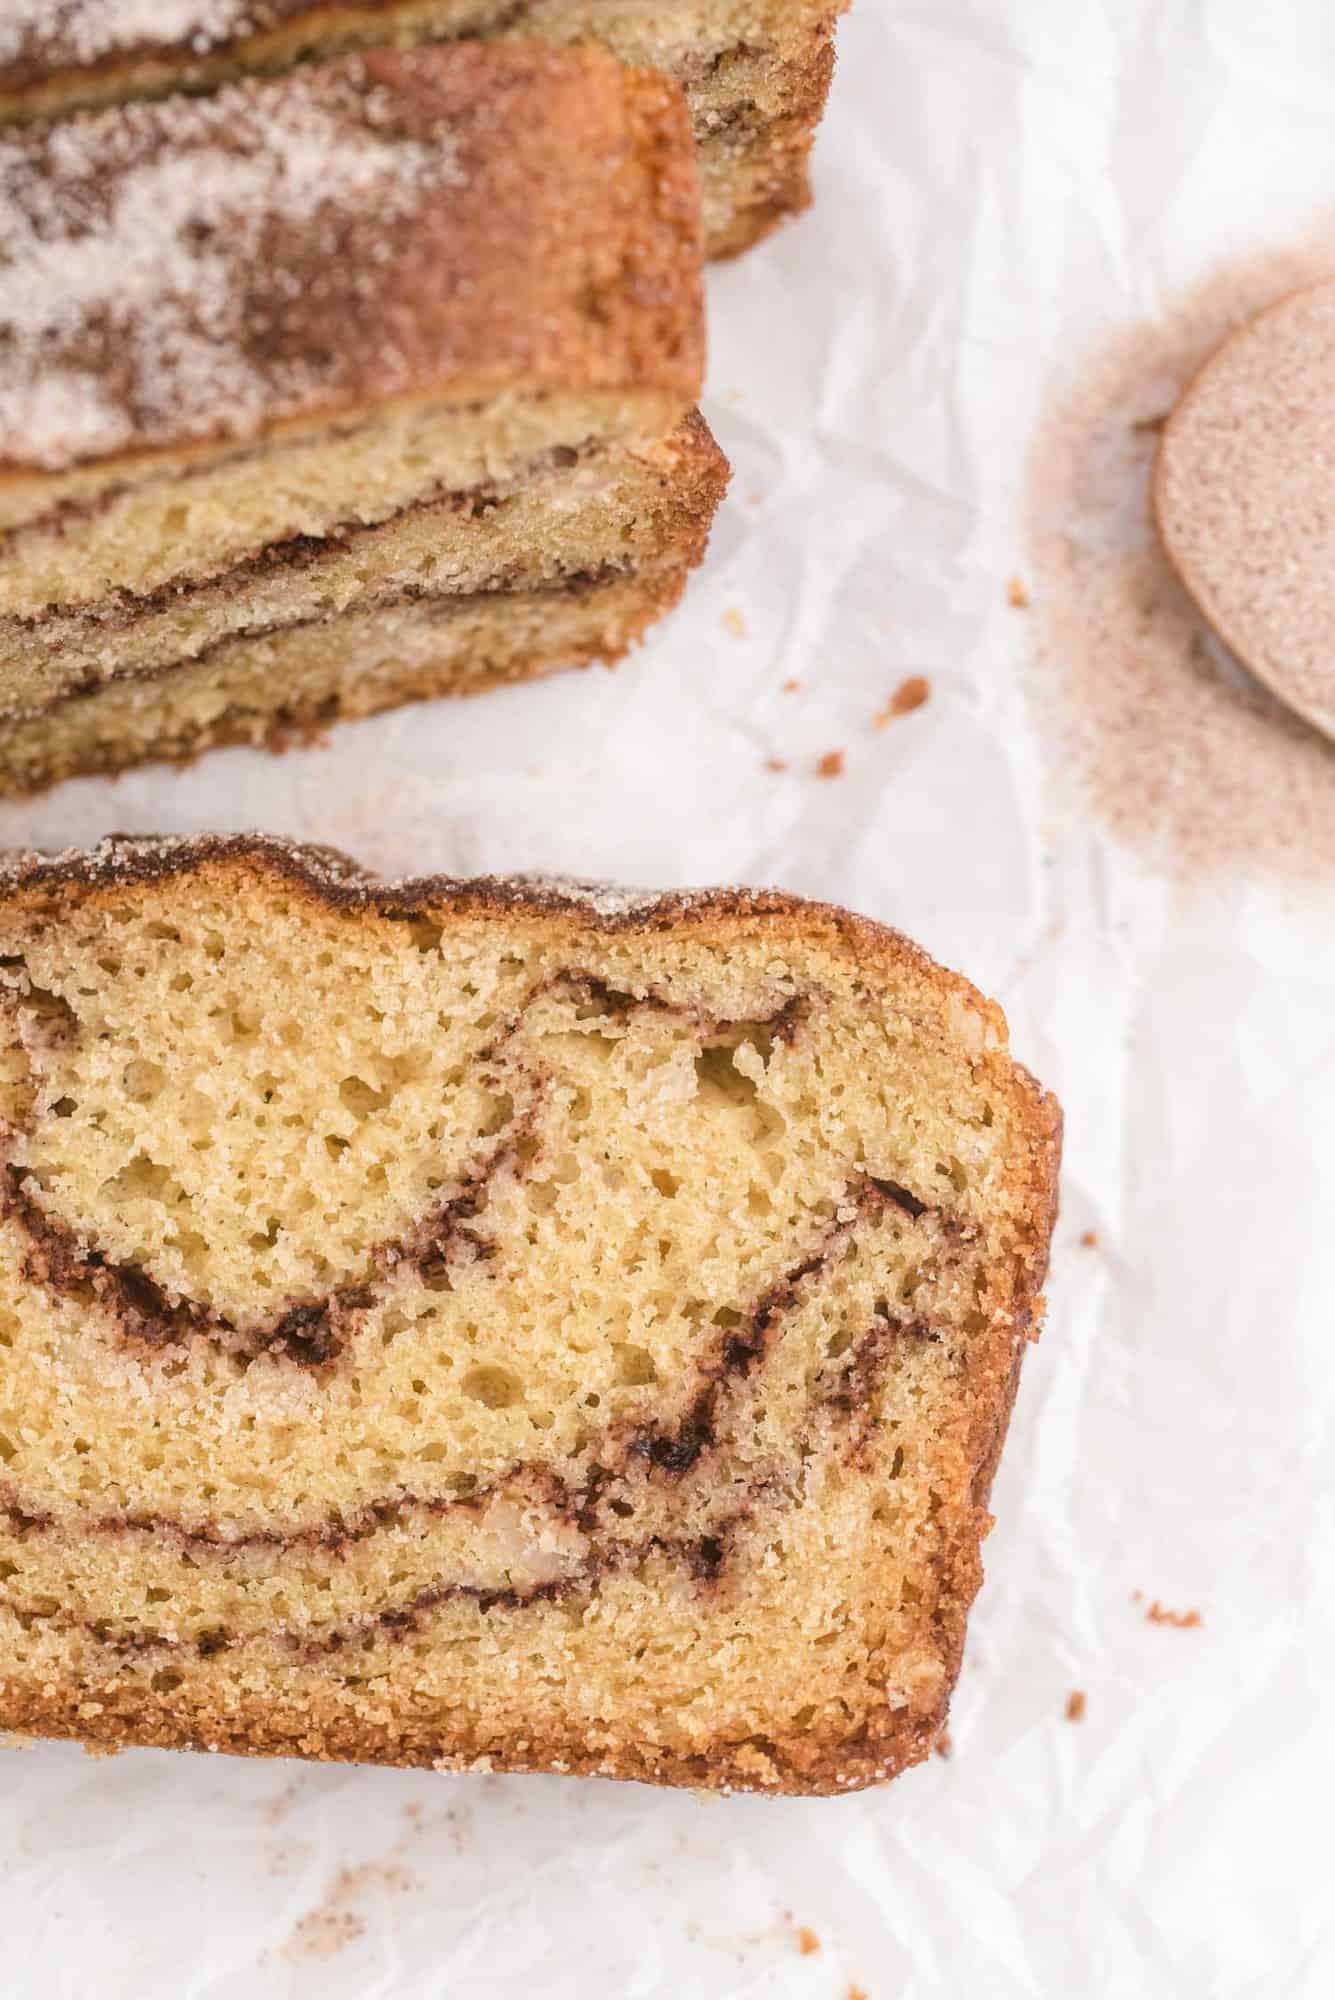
left=816, top=750, right=845, bottom=779
left=782, top=677, right=802, bottom=693
left=722, top=608, right=748, bottom=639
left=873, top=676, right=931, bottom=729
left=1079, top=1228, right=1099, bottom=1248
left=795, top=1927, right=821, bottom=1956
left=1008, top=576, right=1031, bottom=609
left=747, top=491, right=764, bottom=506
left=1145, top=1601, right=1202, bottom=1629
left=764, top=756, right=788, bottom=773
left=1065, top=1689, right=1087, bottom=1722
left=848, top=1987, right=869, bottom=2000
left=934, top=1729, right=953, bottom=1759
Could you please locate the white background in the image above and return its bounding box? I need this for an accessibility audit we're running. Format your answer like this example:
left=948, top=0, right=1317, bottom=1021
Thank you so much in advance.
left=3, top=3, right=1333, bottom=1994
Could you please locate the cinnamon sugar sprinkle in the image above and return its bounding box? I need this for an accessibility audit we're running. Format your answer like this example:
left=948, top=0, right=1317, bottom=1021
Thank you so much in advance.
left=0, top=3, right=248, bottom=70
left=0, top=61, right=463, bottom=470
left=1027, top=220, right=1335, bottom=879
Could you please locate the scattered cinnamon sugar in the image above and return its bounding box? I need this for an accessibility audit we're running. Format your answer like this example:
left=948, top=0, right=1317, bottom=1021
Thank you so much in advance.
left=1065, top=1690, right=1087, bottom=1722
left=282, top=1855, right=418, bottom=1961
left=1079, top=1229, right=1099, bottom=1249
left=263, top=1776, right=307, bottom=1826
left=1027, top=219, right=1335, bottom=878
left=285, top=1909, right=366, bottom=1961
left=873, top=676, right=930, bottom=729
left=1145, top=1601, right=1203, bottom=1629
left=816, top=749, right=846, bottom=779
left=782, top=677, right=802, bottom=693
left=934, top=1729, right=953, bottom=1759
left=795, top=1927, right=821, bottom=1956
left=1007, top=576, right=1031, bottom=609
left=268, top=1840, right=311, bottom=1878
left=764, top=756, right=788, bottom=773
left=722, top=608, right=748, bottom=639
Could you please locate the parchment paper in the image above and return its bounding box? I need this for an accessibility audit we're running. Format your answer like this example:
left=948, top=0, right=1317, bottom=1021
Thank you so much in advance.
left=2, top=4, right=1332, bottom=1994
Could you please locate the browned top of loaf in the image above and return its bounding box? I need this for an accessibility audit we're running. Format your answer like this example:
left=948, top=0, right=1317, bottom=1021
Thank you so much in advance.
left=0, top=41, right=704, bottom=476
left=0, top=831, right=1059, bottom=1131
left=0, top=2, right=281, bottom=87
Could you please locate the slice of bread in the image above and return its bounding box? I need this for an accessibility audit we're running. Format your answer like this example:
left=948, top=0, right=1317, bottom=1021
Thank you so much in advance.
left=0, top=1, right=851, bottom=259
left=0, top=44, right=725, bottom=792
left=0, top=835, right=1060, bottom=1794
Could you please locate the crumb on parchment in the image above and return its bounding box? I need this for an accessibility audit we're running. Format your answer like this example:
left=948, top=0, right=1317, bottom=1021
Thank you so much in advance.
left=816, top=749, right=845, bottom=779
left=873, top=676, right=930, bottom=729
left=1145, top=1602, right=1203, bottom=1629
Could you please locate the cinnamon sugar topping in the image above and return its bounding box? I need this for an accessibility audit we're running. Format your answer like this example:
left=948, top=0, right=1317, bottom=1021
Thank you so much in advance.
left=0, top=2, right=250, bottom=72
left=0, top=55, right=464, bottom=471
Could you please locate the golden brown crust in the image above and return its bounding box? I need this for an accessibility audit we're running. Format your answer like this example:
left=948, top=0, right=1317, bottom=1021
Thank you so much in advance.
left=0, top=41, right=705, bottom=478
left=696, top=8, right=840, bottom=258
left=0, top=1674, right=937, bottom=1794
left=0, top=2, right=849, bottom=261
left=0, top=565, right=693, bottom=794
left=0, top=403, right=727, bottom=792
left=0, top=837, right=1060, bottom=1794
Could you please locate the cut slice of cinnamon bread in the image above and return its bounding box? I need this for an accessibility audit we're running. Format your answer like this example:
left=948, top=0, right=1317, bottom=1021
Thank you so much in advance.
left=0, top=836, right=1060, bottom=1795
left=0, top=44, right=726, bottom=794
left=0, top=1, right=851, bottom=259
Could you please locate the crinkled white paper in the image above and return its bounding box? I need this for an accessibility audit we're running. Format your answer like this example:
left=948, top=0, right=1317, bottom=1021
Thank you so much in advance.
left=2, top=5, right=1332, bottom=1995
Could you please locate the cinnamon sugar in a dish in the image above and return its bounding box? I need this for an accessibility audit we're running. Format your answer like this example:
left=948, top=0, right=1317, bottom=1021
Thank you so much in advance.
left=1155, top=282, right=1335, bottom=740
left=1028, top=222, right=1335, bottom=878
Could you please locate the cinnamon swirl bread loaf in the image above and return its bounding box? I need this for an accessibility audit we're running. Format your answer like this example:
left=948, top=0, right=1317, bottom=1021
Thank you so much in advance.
left=0, top=2, right=849, bottom=258
left=0, top=836, right=1060, bottom=1794
left=0, top=44, right=726, bottom=795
